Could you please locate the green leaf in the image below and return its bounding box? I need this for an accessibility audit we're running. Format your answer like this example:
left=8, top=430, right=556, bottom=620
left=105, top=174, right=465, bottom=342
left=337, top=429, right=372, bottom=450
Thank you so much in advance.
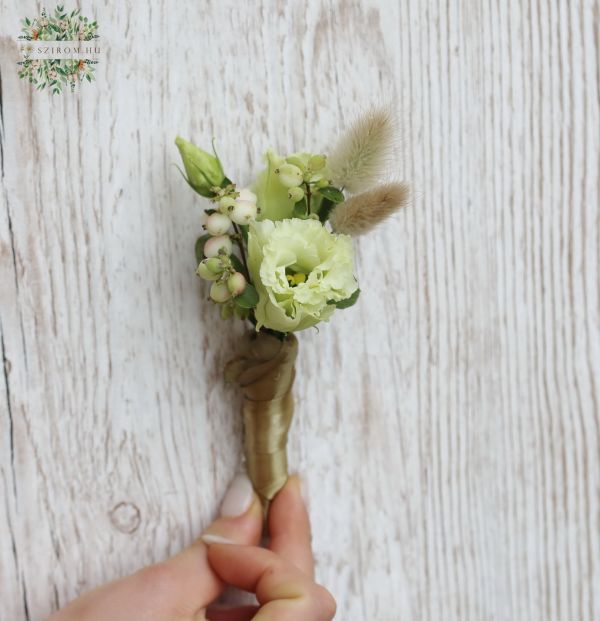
left=194, top=234, right=211, bottom=263
left=318, top=197, right=336, bottom=223
left=292, top=197, right=308, bottom=219
left=239, top=224, right=249, bottom=243
left=234, top=283, right=259, bottom=309
left=318, top=186, right=345, bottom=203
left=330, top=288, right=360, bottom=309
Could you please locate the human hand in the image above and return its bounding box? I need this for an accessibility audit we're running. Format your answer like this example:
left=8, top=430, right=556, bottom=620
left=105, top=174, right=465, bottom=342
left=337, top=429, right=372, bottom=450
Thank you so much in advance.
left=48, top=475, right=336, bottom=621
left=204, top=475, right=336, bottom=620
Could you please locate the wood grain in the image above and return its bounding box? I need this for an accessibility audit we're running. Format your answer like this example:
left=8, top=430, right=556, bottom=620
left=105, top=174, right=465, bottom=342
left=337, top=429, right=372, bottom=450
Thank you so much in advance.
left=1, top=1, right=599, bottom=619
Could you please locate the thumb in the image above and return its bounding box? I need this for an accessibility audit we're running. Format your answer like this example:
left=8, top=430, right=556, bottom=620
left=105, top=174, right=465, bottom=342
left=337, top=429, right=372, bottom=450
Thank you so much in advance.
left=155, top=474, right=263, bottom=616
left=49, top=474, right=263, bottom=621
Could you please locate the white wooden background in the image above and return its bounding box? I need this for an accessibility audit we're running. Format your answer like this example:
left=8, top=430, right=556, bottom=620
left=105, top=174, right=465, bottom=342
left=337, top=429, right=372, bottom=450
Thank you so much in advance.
left=1, top=1, right=599, bottom=619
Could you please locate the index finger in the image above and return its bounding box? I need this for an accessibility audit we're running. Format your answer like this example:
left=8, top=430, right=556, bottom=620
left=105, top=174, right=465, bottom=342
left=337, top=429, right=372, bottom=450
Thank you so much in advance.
left=206, top=544, right=336, bottom=620
left=268, top=475, right=314, bottom=576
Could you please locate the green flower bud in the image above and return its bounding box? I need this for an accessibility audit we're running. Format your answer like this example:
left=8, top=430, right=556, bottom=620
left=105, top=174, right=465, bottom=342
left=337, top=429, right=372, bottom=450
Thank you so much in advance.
left=275, top=163, right=303, bottom=188
left=285, top=155, right=307, bottom=171
left=287, top=186, right=305, bottom=203
left=227, top=271, right=247, bottom=296
left=309, top=154, right=327, bottom=171
left=316, top=177, right=329, bottom=188
left=210, top=281, right=231, bottom=303
left=175, top=136, right=225, bottom=197
left=309, top=173, right=326, bottom=184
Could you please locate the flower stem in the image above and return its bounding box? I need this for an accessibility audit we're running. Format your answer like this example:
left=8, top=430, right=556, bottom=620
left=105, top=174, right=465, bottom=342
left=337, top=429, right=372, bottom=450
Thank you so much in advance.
left=232, top=222, right=250, bottom=279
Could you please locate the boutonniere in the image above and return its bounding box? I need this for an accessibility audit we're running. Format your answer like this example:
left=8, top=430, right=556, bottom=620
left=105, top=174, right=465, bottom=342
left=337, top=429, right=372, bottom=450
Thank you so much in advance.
left=176, top=107, right=410, bottom=509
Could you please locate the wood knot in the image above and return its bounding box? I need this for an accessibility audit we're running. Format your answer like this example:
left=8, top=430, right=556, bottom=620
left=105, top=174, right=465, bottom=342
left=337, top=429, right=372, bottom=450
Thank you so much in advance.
left=109, top=502, right=141, bottom=534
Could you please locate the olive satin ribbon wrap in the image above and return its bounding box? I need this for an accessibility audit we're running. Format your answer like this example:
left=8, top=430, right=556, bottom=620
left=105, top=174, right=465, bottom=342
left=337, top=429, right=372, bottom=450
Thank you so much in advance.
left=225, top=332, right=298, bottom=508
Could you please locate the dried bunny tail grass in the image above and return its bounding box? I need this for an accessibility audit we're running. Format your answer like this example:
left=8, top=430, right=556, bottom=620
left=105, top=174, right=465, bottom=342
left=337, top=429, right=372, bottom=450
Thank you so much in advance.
left=329, top=182, right=410, bottom=236
left=328, top=106, right=398, bottom=193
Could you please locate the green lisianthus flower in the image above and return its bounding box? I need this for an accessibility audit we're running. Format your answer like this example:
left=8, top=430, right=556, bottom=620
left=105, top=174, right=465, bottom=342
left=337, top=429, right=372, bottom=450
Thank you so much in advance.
left=247, top=218, right=358, bottom=332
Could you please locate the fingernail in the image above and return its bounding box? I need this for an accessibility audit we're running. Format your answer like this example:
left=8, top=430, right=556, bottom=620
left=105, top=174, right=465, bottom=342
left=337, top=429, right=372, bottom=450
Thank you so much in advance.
left=220, top=474, right=254, bottom=518
left=201, top=533, right=235, bottom=546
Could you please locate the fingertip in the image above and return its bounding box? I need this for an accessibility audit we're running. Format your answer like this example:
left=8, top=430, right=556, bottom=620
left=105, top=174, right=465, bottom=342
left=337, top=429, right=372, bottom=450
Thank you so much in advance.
left=205, top=543, right=258, bottom=588
left=220, top=475, right=256, bottom=518
left=269, top=474, right=308, bottom=528
left=202, top=492, right=263, bottom=547
left=287, top=473, right=305, bottom=500
left=268, top=474, right=314, bottom=576
left=227, top=490, right=263, bottom=524
left=277, top=474, right=304, bottom=508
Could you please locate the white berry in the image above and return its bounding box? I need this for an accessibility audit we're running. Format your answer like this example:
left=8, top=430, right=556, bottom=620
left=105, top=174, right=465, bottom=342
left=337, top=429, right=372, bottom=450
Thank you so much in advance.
left=227, top=272, right=247, bottom=296
left=230, top=200, right=258, bottom=225
left=204, top=235, right=232, bottom=258
left=210, top=281, right=231, bottom=303
left=205, top=213, right=231, bottom=236
left=197, top=262, right=217, bottom=280
left=237, top=188, right=257, bottom=204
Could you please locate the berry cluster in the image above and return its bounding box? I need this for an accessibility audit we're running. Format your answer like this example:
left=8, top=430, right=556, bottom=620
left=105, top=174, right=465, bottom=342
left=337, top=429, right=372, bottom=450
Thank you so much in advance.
left=195, top=184, right=260, bottom=317
left=271, top=152, right=336, bottom=217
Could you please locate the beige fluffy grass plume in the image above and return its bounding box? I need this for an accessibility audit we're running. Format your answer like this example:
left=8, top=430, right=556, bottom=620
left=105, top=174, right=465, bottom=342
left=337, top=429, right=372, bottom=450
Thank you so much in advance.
left=327, top=106, right=397, bottom=193
left=329, top=182, right=410, bottom=236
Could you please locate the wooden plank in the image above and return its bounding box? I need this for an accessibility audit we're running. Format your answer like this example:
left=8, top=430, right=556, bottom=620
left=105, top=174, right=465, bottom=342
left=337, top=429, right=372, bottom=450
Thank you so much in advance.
left=0, top=0, right=598, bottom=619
